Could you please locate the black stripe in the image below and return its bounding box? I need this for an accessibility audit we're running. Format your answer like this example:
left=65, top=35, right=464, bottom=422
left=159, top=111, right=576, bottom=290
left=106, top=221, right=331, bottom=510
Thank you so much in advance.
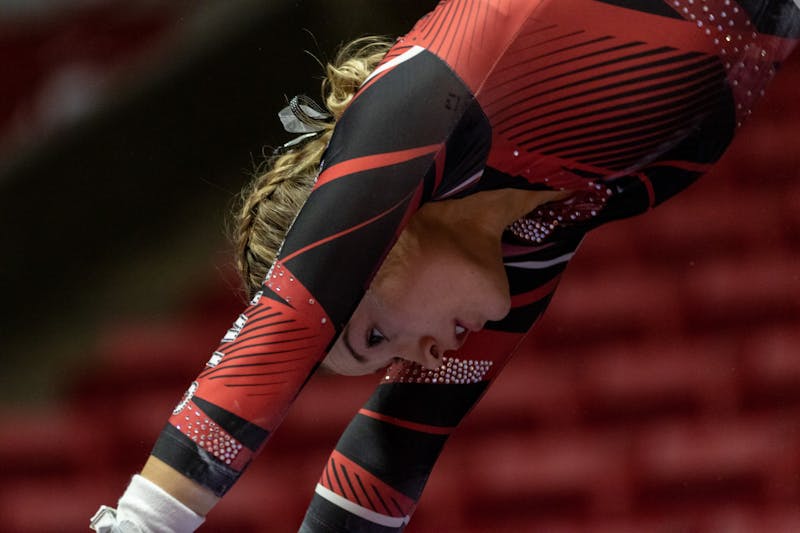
left=539, top=60, right=722, bottom=136
left=505, top=255, right=571, bottom=296
left=435, top=98, right=492, bottom=198
left=491, top=40, right=645, bottom=116
left=525, top=34, right=615, bottom=61
left=509, top=56, right=721, bottom=139
left=364, top=381, right=487, bottom=428
left=285, top=187, right=417, bottom=330
left=441, top=0, right=469, bottom=62
left=335, top=415, right=449, bottom=499
left=552, top=113, right=693, bottom=158
left=193, top=396, right=269, bottom=450
left=519, top=58, right=721, bottom=148
left=459, top=0, right=477, bottom=68
left=259, top=285, right=293, bottom=307
left=151, top=424, right=241, bottom=497
left=434, top=0, right=459, bottom=51
left=498, top=48, right=703, bottom=133
left=371, top=485, right=393, bottom=515
left=390, top=497, right=405, bottom=516
left=512, top=63, right=722, bottom=144
left=530, top=76, right=720, bottom=153
left=561, top=126, right=681, bottom=162
left=502, top=235, right=583, bottom=262
left=518, top=62, right=720, bottom=147
left=330, top=457, right=346, bottom=496
left=489, top=29, right=590, bottom=85
left=354, top=472, right=376, bottom=511
left=339, top=464, right=362, bottom=506
left=491, top=36, right=622, bottom=104
left=592, top=0, right=685, bottom=19
left=234, top=332, right=318, bottom=346
left=500, top=43, right=656, bottom=117
left=583, top=137, right=675, bottom=168
left=240, top=305, right=276, bottom=321
left=493, top=292, right=555, bottom=333
left=736, top=0, right=800, bottom=38
left=478, top=0, right=490, bottom=54
left=324, top=461, right=333, bottom=488
left=220, top=318, right=296, bottom=349
left=222, top=381, right=287, bottom=387
left=235, top=323, right=308, bottom=340
left=280, top=50, right=475, bottom=328
left=218, top=343, right=315, bottom=360
left=201, top=356, right=310, bottom=378
left=422, top=0, right=453, bottom=43
left=209, top=369, right=296, bottom=380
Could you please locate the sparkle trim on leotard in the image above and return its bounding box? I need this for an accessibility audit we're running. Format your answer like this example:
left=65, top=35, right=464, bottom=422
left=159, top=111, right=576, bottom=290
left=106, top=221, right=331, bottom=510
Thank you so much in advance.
left=174, top=400, right=246, bottom=467
left=669, top=0, right=788, bottom=127
left=384, top=356, right=493, bottom=384
left=507, top=186, right=610, bottom=245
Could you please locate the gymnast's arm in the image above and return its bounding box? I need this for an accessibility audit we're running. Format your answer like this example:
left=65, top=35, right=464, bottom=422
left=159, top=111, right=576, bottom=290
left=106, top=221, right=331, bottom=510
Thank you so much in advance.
left=297, top=19, right=800, bottom=530
left=91, top=43, right=485, bottom=532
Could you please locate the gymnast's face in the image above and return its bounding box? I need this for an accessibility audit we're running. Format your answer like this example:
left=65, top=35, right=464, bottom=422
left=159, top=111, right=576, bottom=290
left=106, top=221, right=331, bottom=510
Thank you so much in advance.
left=321, top=202, right=512, bottom=376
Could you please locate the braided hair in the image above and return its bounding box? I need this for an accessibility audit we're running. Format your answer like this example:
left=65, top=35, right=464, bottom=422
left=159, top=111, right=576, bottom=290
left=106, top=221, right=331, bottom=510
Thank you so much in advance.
left=233, top=36, right=393, bottom=298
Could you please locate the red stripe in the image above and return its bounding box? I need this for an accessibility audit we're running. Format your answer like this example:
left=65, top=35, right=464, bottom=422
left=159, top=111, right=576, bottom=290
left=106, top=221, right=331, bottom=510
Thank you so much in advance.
left=325, top=451, right=417, bottom=516
left=636, top=171, right=656, bottom=207
left=433, top=143, right=446, bottom=191
left=280, top=191, right=415, bottom=264
left=510, top=275, right=561, bottom=308
left=358, top=408, right=454, bottom=435
left=314, top=144, right=442, bottom=190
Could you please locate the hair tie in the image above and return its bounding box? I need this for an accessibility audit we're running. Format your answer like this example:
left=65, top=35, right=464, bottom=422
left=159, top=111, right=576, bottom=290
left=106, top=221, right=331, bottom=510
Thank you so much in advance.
left=275, top=95, right=333, bottom=153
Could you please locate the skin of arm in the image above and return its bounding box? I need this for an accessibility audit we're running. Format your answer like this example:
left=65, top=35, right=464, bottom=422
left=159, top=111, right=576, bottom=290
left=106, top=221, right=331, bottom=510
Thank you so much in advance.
left=140, top=456, right=220, bottom=516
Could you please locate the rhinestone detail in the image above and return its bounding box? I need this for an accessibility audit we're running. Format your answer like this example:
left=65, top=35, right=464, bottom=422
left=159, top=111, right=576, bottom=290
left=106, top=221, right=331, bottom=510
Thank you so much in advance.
left=177, top=403, right=244, bottom=465
left=506, top=187, right=608, bottom=245
left=671, top=0, right=778, bottom=127
left=385, top=356, right=493, bottom=384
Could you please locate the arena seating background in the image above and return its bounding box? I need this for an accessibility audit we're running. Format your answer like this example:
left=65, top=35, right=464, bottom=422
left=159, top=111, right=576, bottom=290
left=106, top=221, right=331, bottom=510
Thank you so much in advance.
left=0, top=2, right=798, bottom=531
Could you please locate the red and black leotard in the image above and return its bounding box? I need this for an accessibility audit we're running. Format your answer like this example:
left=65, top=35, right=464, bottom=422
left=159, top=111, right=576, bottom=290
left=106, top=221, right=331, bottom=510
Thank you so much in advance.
left=148, top=0, right=798, bottom=530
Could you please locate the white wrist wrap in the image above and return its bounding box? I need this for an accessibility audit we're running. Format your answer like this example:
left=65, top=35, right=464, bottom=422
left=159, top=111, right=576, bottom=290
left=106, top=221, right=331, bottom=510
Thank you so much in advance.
left=115, top=475, right=206, bottom=533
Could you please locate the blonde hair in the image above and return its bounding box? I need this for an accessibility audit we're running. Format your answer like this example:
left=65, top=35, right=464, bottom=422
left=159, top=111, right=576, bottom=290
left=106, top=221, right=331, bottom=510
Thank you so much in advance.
left=234, top=36, right=393, bottom=298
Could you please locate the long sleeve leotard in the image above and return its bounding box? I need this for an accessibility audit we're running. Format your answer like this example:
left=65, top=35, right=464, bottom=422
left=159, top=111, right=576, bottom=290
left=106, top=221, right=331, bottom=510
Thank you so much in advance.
left=147, top=0, right=798, bottom=530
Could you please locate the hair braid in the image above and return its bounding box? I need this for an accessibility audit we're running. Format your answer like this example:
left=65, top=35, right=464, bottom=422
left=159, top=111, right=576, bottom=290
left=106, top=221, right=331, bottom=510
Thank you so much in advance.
left=233, top=36, right=393, bottom=299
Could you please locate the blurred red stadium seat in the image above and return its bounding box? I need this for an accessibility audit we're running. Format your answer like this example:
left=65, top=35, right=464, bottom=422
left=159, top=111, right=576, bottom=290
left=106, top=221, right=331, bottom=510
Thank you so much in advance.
left=633, top=415, right=800, bottom=510
left=575, top=337, right=740, bottom=424
left=740, top=324, right=800, bottom=409
left=680, top=250, right=800, bottom=332
left=461, top=431, right=630, bottom=522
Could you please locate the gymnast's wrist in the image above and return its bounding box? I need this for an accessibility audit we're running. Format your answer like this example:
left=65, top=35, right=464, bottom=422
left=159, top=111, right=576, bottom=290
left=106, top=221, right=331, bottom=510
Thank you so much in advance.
left=91, top=474, right=206, bottom=533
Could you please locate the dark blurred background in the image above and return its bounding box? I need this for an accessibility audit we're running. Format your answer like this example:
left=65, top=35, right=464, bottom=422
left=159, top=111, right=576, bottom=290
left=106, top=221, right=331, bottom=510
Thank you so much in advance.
left=0, top=1, right=798, bottom=531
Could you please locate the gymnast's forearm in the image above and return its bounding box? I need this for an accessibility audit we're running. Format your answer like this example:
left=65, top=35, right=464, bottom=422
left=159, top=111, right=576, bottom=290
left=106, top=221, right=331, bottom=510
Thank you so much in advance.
left=139, top=456, right=220, bottom=516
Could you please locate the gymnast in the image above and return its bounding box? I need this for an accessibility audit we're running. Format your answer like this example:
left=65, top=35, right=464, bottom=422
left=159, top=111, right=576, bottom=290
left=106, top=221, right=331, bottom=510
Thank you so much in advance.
left=91, top=0, right=799, bottom=531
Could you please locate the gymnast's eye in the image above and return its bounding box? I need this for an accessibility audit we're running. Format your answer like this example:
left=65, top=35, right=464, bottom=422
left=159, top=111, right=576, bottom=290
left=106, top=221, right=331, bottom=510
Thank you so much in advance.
left=366, top=327, right=386, bottom=348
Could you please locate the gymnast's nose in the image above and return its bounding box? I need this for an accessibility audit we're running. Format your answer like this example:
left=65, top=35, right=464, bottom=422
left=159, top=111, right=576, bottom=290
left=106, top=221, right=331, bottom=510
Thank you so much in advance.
left=400, top=335, right=443, bottom=370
